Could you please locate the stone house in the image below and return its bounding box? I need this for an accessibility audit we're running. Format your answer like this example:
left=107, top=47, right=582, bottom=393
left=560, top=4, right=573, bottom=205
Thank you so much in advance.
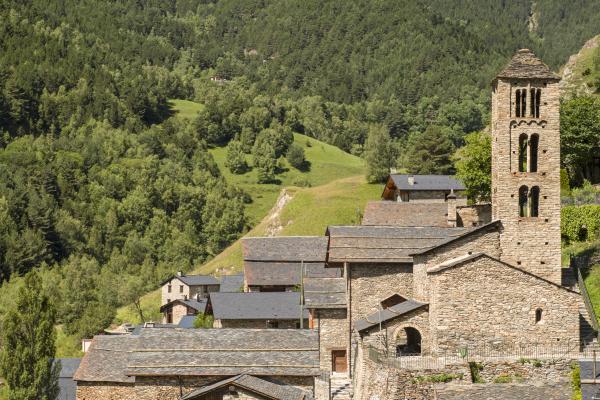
left=381, top=174, right=467, bottom=203
left=210, top=292, right=308, bottom=328
left=159, top=297, right=210, bottom=325
left=160, top=272, right=220, bottom=305
left=242, top=237, right=339, bottom=292
left=74, top=328, right=320, bottom=400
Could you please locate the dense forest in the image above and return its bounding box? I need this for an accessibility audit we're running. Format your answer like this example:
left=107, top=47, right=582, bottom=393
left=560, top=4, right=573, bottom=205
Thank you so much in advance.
left=1, top=0, right=600, bottom=342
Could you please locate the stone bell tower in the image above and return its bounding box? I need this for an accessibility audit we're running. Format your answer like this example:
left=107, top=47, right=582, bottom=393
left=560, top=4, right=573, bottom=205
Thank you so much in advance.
left=491, top=49, right=562, bottom=284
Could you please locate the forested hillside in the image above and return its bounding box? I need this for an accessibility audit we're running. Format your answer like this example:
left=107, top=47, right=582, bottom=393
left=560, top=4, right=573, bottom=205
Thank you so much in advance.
left=1, top=0, right=600, bottom=350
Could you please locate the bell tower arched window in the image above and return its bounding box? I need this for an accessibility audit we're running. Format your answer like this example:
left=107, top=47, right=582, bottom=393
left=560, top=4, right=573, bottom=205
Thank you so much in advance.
left=516, top=90, right=521, bottom=117
left=530, top=186, right=540, bottom=217
left=530, top=88, right=541, bottom=118
left=519, top=186, right=529, bottom=217
left=519, top=134, right=528, bottom=172
left=515, top=89, right=527, bottom=117
left=529, top=134, right=539, bottom=172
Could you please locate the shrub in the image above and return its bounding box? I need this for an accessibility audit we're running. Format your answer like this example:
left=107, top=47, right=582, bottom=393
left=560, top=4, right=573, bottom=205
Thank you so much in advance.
left=469, top=362, right=484, bottom=383
left=193, top=313, right=214, bottom=329
left=286, top=143, right=306, bottom=170
left=414, top=373, right=463, bottom=383
left=561, top=205, right=600, bottom=243
left=571, top=362, right=582, bottom=400
left=493, top=374, right=512, bottom=384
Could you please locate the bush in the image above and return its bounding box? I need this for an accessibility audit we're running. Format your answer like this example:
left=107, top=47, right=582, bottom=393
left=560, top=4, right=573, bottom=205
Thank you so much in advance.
left=561, top=205, right=600, bottom=243
left=493, top=374, right=512, bottom=384
left=193, top=313, right=214, bottom=329
left=469, top=362, right=484, bottom=383
left=286, top=143, right=306, bottom=170
left=571, top=363, right=582, bottom=400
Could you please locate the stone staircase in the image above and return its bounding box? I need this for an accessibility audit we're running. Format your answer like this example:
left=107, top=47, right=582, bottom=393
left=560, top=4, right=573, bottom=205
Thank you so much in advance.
left=331, top=376, right=353, bottom=400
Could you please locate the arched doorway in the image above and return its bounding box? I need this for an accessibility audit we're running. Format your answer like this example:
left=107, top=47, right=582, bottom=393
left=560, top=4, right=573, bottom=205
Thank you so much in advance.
left=395, top=327, right=422, bottom=356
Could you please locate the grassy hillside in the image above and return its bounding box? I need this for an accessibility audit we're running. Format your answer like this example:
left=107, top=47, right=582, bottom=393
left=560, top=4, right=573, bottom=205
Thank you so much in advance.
left=560, top=35, right=600, bottom=97
left=168, top=99, right=205, bottom=119
left=115, top=175, right=380, bottom=324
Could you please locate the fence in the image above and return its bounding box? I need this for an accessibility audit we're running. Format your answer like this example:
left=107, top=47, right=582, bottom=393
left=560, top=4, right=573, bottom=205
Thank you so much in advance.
left=368, top=339, right=585, bottom=370
left=572, top=254, right=600, bottom=341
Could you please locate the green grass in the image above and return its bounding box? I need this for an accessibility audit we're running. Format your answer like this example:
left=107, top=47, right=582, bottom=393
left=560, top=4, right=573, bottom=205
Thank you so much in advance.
left=168, top=99, right=205, bottom=119
left=115, top=176, right=380, bottom=324
left=210, top=133, right=366, bottom=225
left=55, top=325, right=84, bottom=358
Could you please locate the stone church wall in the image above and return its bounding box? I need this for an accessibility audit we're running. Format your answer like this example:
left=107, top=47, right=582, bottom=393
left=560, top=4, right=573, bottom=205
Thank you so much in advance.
left=412, top=225, right=501, bottom=302
left=428, top=256, right=579, bottom=353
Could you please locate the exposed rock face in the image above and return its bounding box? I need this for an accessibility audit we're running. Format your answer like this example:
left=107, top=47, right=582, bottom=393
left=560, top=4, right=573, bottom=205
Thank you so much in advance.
left=560, top=35, right=600, bottom=98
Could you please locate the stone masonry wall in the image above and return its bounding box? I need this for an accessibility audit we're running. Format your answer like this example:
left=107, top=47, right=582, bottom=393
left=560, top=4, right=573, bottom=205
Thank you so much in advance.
left=456, top=204, right=492, bottom=227
left=316, top=308, right=348, bottom=371
left=473, top=358, right=572, bottom=383
left=77, top=376, right=314, bottom=400
left=492, top=78, right=562, bottom=284
left=429, top=256, right=580, bottom=353
left=412, top=226, right=501, bottom=303
left=360, top=307, right=430, bottom=356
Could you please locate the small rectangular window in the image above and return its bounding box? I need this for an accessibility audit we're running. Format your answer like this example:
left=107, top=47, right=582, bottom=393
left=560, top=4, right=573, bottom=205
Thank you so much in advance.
left=180, top=285, right=184, bottom=293
left=167, top=285, right=172, bottom=293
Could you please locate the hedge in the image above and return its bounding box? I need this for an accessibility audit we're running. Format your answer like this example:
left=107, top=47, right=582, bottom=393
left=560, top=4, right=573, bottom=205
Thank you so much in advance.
left=561, top=205, right=600, bottom=243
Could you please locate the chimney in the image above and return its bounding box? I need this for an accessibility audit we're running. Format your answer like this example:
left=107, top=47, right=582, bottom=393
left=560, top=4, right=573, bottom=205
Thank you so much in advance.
left=196, top=293, right=201, bottom=301
left=447, top=190, right=457, bottom=227
left=407, top=176, right=415, bottom=186
left=176, top=271, right=183, bottom=277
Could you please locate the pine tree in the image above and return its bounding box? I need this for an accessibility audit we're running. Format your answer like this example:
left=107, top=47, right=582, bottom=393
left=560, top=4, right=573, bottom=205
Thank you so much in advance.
left=403, top=125, right=455, bottom=175
left=0, top=270, right=60, bottom=400
left=252, top=132, right=277, bottom=183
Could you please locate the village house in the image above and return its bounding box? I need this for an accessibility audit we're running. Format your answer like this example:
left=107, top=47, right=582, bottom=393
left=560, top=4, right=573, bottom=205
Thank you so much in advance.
left=381, top=174, right=466, bottom=203
left=242, top=237, right=339, bottom=292
left=160, top=272, right=219, bottom=305
left=210, top=292, right=308, bottom=328
left=160, top=297, right=210, bottom=325
left=74, top=328, right=321, bottom=400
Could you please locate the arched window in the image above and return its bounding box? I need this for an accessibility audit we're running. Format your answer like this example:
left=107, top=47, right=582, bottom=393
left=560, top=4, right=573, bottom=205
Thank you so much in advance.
left=532, top=89, right=541, bottom=118
left=529, top=134, right=539, bottom=172
left=530, top=186, right=540, bottom=217
left=518, top=134, right=528, bottom=172
left=519, top=186, right=529, bottom=217
left=520, top=89, right=527, bottom=117
left=516, top=90, right=521, bottom=117
left=535, top=308, right=543, bottom=323
left=396, top=327, right=422, bottom=356
left=515, top=89, right=527, bottom=117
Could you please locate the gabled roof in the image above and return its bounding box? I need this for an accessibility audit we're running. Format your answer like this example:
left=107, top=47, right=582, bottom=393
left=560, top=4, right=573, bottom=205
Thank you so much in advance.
left=354, top=299, right=428, bottom=332
left=220, top=273, right=244, bottom=292
left=242, top=237, right=328, bottom=262
left=495, top=49, right=560, bottom=80
left=362, top=201, right=450, bottom=227
left=210, top=292, right=307, bottom=320
left=426, top=252, right=579, bottom=294
left=159, top=298, right=208, bottom=314
left=177, top=315, right=197, bottom=329
left=161, top=274, right=219, bottom=287
left=245, top=261, right=340, bottom=286
left=75, top=329, right=320, bottom=382
left=73, top=335, right=136, bottom=383
left=182, top=374, right=312, bottom=400
left=388, top=174, right=466, bottom=191
left=304, top=277, right=346, bottom=309
left=126, top=328, right=319, bottom=377
left=326, top=225, right=471, bottom=264
left=409, top=220, right=501, bottom=256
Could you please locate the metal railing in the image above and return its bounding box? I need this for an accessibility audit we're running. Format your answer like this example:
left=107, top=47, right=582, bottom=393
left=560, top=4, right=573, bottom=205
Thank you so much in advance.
left=572, top=254, right=600, bottom=334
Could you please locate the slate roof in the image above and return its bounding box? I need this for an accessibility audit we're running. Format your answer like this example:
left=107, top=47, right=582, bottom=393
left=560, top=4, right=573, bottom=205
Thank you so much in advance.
left=242, top=237, right=328, bottom=262
left=388, top=174, right=465, bottom=191
left=73, top=335, right=136, bottom=383
left=496, top=49, right=560, bottom=80
left=304, top=277, right=346, bottom=309
left=354, top=299, right=428, bottom=332
left=159, top=298, right=208, bottom=314
left=182, top=374, right=312, bottom=400
left=579, top=360, right=600, bottom=382
left=326, top=225, right=470, bottom=264
left=410, top=221, right=501, bottom=256
left=161, top=274, right=219, bottom=287
left=75, top=329, right=319, bottom=382
left=177, top=315, right=197, bottom=328
left=210, top=292, right=308, bottom=320
left=245, top=261, right=340, bottom=286
left=220, top=273, right=244, bottom=292
left=126, top=328, right=319, bottom=377
left=362, top=201, right=450, bottom=227
left=56, top=358, right=80, bottom=400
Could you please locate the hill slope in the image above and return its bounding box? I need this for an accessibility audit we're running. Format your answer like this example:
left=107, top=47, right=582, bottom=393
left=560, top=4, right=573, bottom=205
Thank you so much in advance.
left=115, top=175, right=380, bottom=324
